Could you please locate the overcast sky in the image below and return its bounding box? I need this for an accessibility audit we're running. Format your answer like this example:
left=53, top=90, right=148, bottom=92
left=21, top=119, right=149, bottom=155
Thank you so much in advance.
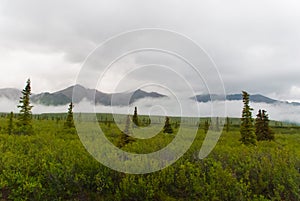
left=0, top=0, right=300, bottom=101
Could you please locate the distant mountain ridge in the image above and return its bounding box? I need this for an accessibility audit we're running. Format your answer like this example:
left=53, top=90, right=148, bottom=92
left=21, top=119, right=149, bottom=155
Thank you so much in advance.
left=0, top=88, right=22, bottom=100
left=1, top=86, right=299, bottom=107
left=194, top=94, right=300, bottom=106
left=0, top=85, right=166, bottom=106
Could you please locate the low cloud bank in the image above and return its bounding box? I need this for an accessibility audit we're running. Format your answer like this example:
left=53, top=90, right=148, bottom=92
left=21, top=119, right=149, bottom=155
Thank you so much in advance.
left=0, top=97, right=299, bottom=123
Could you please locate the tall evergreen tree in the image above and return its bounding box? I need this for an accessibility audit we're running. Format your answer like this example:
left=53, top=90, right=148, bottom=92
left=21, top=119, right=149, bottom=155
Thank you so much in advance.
left=255, top=109, right=264, bottom=140
left=132, top=106, right=139, bottom=127
left=17, top=79, right=33, bottom=135
left=240, top=91, right=256, bottom=145
left=255, top=109, right=274, bottom=141
left=7, top=111, right=14, bottom=135
left=263, top=110, right=275, bottom=141
left=64, top=102, right=75, bottom=129
left=163, top=116, right=173, bottom=134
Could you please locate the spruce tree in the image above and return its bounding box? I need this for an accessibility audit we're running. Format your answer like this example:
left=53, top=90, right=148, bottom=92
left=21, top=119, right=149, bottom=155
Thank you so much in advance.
left=7, top=111, right=14, bottom=135
left=132, top=106, right=139, bottom=127
left=240, top=91, right=256, bottom=145
left=263, top=110, right=275, bottom=141
left=255, top=109, right=274, bottom=141
left=255, top=109, right=264, bottom=140
left=17, top=79, right=33, bottom=135
left=163, top=116, right=173, bottom=134
left=64, top=102, right=75, bottom=129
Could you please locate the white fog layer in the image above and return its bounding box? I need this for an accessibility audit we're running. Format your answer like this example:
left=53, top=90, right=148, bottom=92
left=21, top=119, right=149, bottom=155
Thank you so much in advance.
left=0, top=98, right=299, bottom=123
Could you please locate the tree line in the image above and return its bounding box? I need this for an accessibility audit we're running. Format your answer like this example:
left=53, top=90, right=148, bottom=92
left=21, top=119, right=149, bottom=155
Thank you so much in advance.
left=5, top=79, right=275, bottom=147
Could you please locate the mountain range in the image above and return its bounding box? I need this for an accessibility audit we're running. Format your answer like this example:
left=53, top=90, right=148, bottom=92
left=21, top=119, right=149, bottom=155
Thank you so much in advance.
left=194, top=94, right=300, bottom=106
left=0, top=85, right=166, bottom=106
left=0, top=85, right=299, bottom=107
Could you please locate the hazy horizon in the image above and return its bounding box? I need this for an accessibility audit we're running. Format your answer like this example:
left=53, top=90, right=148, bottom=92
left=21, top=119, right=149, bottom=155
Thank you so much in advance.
left=1, top=96, right=299, bottom=124
left=1, top=1, right=300, bottom=103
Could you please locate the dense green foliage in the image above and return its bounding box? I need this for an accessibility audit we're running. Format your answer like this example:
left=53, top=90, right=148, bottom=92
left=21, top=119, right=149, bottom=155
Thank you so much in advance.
left=17, top=79, right=34, bottom=135
left=240, top=91, right=256, bottom=145
left=0, top=114, right=299, bottom=200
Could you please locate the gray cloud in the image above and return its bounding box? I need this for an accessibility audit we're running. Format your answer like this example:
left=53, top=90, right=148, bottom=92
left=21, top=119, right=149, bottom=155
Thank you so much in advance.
left=0, top=0, right=300, bottom=101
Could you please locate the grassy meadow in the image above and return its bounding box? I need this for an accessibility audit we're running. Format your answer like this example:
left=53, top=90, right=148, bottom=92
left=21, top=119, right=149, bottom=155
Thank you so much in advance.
left=0, top=113, right=299, bottom=200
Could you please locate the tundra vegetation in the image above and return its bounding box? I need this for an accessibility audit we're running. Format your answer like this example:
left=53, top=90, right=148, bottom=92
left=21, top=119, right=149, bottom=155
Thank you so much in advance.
left=0, top=81, right=299, bottom=200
